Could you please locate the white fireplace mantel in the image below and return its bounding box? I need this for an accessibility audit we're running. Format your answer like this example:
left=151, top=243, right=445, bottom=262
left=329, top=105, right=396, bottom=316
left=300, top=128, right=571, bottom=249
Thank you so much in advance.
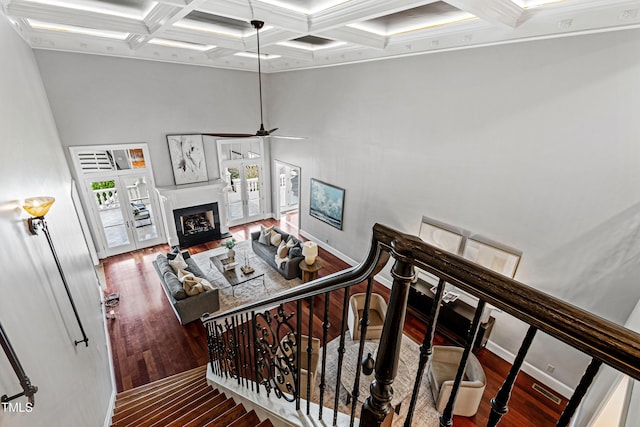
left=156, top=180, right=228, bottom=247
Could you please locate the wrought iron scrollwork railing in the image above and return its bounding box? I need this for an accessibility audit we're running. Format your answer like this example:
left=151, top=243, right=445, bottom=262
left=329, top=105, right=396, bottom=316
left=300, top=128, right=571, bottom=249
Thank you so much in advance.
left=202, top=223, right=640, bottom=427
left=1, top=322, right=38, bottom=407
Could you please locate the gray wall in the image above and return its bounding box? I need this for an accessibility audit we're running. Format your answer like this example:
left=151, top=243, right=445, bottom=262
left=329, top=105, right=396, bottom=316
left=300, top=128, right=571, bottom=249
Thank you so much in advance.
left=268, top=29, right=640, bottom=390
left=34, top=51, right=262, bottom=188
left=0, top=16, right=112, bottom=427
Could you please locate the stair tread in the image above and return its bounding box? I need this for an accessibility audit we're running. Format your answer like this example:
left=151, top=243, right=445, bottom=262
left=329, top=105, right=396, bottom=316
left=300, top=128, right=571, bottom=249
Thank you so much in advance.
left=115, top=372, right=207, bottom=415
left=164, top=390, right=227, bottom=427
left=113, top=381, right=211, bottom=427
left=255, top=420, right=274, bottom=427
left=116, top=365, right=206, bottom=401
left=182, top=397, right=236, bottom=427
left=227, top=409, right=260, bottom=427
left=203, top=403, right=246, bottom=427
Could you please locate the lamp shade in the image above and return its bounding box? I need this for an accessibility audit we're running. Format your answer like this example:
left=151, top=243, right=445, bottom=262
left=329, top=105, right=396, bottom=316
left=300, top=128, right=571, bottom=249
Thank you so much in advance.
left=23, top=196, right=55, bottom=217
left=302, top=241, right=318, bottom=265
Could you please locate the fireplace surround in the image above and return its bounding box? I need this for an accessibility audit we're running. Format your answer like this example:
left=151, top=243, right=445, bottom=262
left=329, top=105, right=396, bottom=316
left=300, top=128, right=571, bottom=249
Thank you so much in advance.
left=156, top=180, right=230, bottom=248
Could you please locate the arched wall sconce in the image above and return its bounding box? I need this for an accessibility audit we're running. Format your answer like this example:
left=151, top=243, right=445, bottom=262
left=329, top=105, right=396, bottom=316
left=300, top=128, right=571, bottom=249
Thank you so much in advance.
left=23, top=197, right=89, bottom=347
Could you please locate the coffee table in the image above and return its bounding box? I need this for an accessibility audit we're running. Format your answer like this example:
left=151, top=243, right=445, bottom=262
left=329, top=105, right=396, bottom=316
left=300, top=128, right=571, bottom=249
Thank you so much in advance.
left=340, top=336, right=416, bottom=414
left=210, top=253, right=266, bottom=297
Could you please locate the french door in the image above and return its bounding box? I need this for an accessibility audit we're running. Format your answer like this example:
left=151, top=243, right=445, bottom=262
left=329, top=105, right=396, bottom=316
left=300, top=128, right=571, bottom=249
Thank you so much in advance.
left=223, top=162, right=264, bottom=226
left=85, top=173, right=164, bottom=256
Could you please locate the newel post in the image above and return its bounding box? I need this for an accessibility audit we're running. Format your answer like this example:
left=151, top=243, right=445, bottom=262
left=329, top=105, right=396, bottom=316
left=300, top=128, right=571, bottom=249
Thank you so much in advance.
left=360, top=251, right=414, bottom=427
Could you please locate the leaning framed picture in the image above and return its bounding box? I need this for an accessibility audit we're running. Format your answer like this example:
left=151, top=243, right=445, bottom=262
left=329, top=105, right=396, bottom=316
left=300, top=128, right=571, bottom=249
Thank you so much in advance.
left=166, top=134, right=208, bottom=185
left=310, top=178, right=345, bottom=230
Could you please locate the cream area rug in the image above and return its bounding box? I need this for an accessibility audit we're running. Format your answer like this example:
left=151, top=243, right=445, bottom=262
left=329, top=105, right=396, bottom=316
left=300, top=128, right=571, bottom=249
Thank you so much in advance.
left=191, top=240, right=303, bottom=313
left=313, top=334, right=440, bottom=427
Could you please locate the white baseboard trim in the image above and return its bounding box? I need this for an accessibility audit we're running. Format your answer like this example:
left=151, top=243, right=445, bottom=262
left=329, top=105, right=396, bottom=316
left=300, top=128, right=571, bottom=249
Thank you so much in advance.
left=103, top=388, right=116, bottom=427
left=485, top=340, right=574, bottom=399
left=298, top=229, right=358, bottom=266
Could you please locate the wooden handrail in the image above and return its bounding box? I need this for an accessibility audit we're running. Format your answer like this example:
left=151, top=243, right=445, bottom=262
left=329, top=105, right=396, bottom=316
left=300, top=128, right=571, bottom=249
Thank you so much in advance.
left=204, top=223, right=640, bottom=426
left=204, top=223, right=640, bottom=382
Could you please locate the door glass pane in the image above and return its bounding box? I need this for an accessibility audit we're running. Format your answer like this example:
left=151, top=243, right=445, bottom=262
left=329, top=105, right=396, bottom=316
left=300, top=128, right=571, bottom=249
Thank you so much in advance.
left=90, top=179, right=129, bottom=248
left=122, top=175, right=159, bottom=242
left=224, top=167, right=243, bottom=221
left=245, top=163, right=261, bottom=217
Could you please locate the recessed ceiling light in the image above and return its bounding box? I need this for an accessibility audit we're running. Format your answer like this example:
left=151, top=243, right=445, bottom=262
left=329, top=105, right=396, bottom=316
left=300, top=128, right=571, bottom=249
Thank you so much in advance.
left=148, top=38, right=215, bottom=51
left=27, top=19, right=129, bottom=40
left=234, top=52, right=281, bottom=60
left=26, top=0, right=149, bottom=19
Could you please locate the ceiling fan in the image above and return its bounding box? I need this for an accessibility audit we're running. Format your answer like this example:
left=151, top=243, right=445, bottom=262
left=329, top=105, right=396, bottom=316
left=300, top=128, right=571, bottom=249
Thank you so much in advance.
left=205, top=20, right=278, bottom=138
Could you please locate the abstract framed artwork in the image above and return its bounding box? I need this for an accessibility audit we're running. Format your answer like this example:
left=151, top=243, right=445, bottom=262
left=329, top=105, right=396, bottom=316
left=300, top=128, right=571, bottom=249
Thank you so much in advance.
left=417, top=216, right=467, bottom=286
left=166, top=134, right=208, bottom=185
left=310, top=178, right=345, bottom=230
left=461, top=235, right=522, bottom=278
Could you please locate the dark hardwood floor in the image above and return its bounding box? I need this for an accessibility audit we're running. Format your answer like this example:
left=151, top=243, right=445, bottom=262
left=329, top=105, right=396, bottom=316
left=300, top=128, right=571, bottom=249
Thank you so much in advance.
left=102, top=213, right=566, bottom=426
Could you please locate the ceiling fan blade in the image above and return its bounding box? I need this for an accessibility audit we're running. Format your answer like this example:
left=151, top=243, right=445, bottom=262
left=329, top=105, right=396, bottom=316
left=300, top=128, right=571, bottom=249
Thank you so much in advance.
left=268, top=135, right=307, bottom=140
left=267, top=128, right=278, bottom=134
left=203, top=133, right=256, bottom=138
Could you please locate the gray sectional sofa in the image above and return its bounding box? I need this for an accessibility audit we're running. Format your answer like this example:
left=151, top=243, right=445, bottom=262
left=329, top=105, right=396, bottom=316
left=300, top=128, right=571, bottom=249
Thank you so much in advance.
left=153, top=251, right=220, bottom=324
left=251, top=227, right=304, bottom=280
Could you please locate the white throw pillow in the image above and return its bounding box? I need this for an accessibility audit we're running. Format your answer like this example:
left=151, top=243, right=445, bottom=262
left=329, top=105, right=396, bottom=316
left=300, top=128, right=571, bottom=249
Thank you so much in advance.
left=168, top=252, right=188, bottom=273
left=270, top=231, right=282, bottom=246
left=259, top=225, right=273, bottom=245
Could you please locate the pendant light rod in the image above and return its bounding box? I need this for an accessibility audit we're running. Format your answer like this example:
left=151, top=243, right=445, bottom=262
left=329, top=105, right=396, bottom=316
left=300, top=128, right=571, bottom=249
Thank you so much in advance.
left=251, top=20, right=268, bottom=136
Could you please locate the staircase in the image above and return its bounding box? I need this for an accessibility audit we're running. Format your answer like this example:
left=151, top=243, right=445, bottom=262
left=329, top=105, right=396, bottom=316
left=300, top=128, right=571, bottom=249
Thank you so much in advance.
left=110, top=365, right=273, bottom=427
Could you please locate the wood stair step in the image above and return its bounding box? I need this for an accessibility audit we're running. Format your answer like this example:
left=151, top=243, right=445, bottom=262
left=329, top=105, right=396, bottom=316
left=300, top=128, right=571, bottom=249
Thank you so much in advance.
left=113, top=381, right=211, bottom=427
left=204, top=403, right=247, bottom=427
left=183, top=397, right=236, bottom=427
left=227, top=409, right=260, bottom=427
left=256, top=420, right=274, bottom=427
left=114, top=371, right=207, bottom=415
left=162, top=391, right=226, bottom=427
left=125, top=381, right=214, bottom=427
left=115, top=365, right=206, bottom=403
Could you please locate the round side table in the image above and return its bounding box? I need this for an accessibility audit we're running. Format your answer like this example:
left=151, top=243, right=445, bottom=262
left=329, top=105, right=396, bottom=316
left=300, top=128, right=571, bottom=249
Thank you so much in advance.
left=299, top=259, right=322, bottom=283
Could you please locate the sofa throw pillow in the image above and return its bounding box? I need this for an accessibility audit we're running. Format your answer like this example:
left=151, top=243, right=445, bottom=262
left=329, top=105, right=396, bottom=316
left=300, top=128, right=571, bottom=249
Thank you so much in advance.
left=258, top=225, right=273, bottom=245
left=270, top=231, right=283, bottom=246
left=289, top=245, right=303, bottom=258
left=286, top=236, right=298, bottom=249
left=277, top=241, right=289, bottom=258
left=168, top=251, right=188, bottom=273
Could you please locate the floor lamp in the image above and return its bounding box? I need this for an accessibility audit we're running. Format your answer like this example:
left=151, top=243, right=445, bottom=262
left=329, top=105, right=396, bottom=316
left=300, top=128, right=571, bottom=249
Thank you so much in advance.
left=23, top=197, right=89, bottom=347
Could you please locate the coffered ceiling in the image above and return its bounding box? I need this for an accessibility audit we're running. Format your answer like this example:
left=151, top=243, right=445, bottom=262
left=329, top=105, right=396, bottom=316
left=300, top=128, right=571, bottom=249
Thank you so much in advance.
left=2, top=0, right=640, bottom=72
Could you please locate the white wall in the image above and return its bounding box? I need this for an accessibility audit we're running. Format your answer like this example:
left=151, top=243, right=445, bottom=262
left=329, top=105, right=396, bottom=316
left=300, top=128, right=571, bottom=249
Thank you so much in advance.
left=268, top=29, right=640, bottom=391
left=33, top=51, right=261, bottom=188
left=0, top=16, right=113, bottom=427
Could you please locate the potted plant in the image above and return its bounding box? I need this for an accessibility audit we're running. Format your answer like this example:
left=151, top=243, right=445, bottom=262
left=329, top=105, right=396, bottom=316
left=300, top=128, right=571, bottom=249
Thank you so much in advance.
left=222, top=238, right=236, bottom=259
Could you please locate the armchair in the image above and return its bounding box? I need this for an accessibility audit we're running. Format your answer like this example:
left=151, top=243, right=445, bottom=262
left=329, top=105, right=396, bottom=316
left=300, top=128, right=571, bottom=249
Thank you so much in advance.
left=428, top=345, right=486, bottom=416
left=347, top=293, right=388, bottom=341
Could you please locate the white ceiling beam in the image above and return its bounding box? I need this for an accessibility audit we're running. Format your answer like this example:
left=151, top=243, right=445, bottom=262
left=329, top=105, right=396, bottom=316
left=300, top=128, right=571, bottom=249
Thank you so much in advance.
left=198, top=0, right=252, bottom=22
left=250, top=1, right=309, bottom=33
left=444, top=0, right=525, bottom=28
left=155, top=0, right=189, bottom=6
left=144, top=3, right=181, bottom=34
left=261, top=45, right=315, bottom=61
left=310, top=0, right=439, bottom=33
left=244, top=28, right=300, bottom=50
left=319, top=26, right=387, bottom=49
left=206, top=47, right=239, bottom=60
left=162, top=28, right=245, bottom=49
left=7, top=0, right=149, bottom=34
